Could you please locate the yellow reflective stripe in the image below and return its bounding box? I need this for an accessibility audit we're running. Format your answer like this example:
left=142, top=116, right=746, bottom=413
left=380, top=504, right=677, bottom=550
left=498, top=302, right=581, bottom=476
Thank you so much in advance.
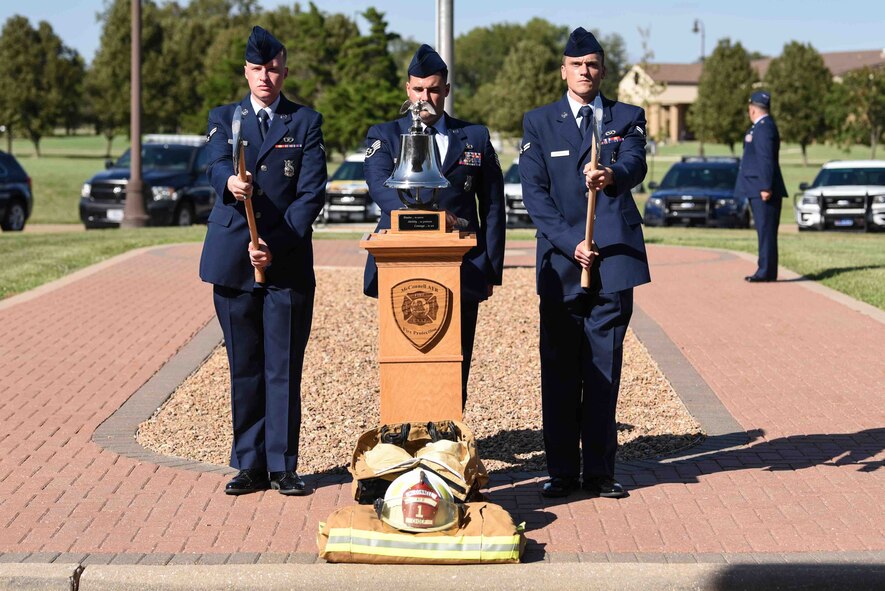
left=327, top=527, right=518, bottom=546
left=325, top=543, right=518, bottom=561
left=325, top=527, right=521, bottom=560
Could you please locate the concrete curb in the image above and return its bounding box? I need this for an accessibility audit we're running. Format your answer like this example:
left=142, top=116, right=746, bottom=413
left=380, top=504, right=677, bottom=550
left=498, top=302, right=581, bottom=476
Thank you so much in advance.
left=0, top=563, right=81, bottom=591
left=74, top=559, right=885, bottom=590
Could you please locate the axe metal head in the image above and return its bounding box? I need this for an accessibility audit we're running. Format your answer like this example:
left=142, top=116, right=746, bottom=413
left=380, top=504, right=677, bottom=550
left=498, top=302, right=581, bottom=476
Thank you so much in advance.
left=231, top=108, right=244, bottom=173
left=590, top=114, right=602, bottom=164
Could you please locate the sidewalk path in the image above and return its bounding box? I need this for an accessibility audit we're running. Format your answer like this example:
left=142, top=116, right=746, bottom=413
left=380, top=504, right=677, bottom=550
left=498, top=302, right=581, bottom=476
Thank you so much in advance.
left=0, top=239, right=882, bottom=568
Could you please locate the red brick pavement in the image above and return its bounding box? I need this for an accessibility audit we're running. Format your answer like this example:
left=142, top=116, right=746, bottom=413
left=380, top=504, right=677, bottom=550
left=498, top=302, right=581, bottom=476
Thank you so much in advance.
left=0, top=240, right=882, bottom=560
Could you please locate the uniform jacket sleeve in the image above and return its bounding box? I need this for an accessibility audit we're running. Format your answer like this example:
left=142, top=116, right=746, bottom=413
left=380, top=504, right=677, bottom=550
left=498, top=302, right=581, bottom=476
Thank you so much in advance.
left=519, top=113, right=586, bottom=256
left=605, top=107, right=648, bottom=198
left=364, top=124, right=404, bottom=215
left=478, top=131, right=506, bottom=285
left=753, top=120, right=776, bottom=191
left=206, top=106, right=237, bottom=207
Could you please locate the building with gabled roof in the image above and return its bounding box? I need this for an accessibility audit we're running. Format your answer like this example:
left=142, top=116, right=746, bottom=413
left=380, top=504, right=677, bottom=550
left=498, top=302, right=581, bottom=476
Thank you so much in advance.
left=618, top=49, right=885, bottom=143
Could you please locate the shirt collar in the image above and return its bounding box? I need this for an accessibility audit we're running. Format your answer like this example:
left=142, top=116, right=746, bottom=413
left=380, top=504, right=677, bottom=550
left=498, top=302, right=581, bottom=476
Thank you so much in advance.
left=752, top=113, right=769, bottom=125
left=423, top=114, right=448, bottom=136
left=566, top=92, right=603, bottom=134
left=251, top=94, right=281, bottom=119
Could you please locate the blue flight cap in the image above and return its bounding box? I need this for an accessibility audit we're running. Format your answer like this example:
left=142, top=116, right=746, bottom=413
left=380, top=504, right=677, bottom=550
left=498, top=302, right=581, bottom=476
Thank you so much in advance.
left=749, top=91, right=771, bottom=109
left=245, top=26, right=284, bottom=64
left=564, top=27, right=604, bottom=57
left=408, top=44, right=448, bottom=78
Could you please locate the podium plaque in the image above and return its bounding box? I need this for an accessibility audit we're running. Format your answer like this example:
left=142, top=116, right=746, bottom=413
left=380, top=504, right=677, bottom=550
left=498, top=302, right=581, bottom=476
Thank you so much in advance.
left=361, top=222, right=476, bottom=424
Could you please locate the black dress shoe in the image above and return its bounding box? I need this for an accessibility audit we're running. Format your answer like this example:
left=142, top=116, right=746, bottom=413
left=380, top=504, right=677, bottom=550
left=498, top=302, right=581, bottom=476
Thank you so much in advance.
left=225, top=469, right=270, bottom=495
left=582, top=476, right=628, bottom=499
left=269, top=471, right=309, bottom=496
left=745, top=275, right=775, bottom=283
left=541, top=477, right=578, bottom=498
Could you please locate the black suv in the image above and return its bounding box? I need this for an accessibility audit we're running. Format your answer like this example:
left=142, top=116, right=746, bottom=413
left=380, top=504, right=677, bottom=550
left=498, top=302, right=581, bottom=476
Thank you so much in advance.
left=79, top=135, right=216, bottom=229
left=644, top=157, right=750, bottom=228
left=0, top=150, right=33, bottom=231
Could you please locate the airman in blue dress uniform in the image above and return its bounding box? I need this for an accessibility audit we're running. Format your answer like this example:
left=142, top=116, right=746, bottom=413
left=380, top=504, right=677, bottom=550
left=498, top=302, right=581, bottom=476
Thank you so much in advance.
left=362, top=45, right=506, bottom=409
left=200, top=26, right=327, bottom=496
left=519, top=28, right=650, bottom=499
left=735, top=91, right=787, bottom=282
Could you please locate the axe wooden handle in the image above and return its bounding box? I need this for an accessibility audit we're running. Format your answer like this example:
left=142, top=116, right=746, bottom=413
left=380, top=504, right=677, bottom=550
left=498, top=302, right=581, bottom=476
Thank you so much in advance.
left=581, top=137, right=599, bottom=289
left=237, top=144, right=265, bottom=284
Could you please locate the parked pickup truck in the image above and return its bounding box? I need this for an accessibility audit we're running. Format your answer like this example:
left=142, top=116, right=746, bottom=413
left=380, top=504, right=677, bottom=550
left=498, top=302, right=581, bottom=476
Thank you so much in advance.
left=79, top=134, right=216, bottom=229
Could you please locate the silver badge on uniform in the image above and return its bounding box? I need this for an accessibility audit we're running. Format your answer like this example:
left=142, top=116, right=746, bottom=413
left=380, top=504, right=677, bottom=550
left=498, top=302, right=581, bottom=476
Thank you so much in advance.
left=283, top=136, right=295, bottom=143
left=464, top=175, right=474, bottom=192
left=366, top=139, right=381, bottom=158
left=284, top=160, right=295, bottom=177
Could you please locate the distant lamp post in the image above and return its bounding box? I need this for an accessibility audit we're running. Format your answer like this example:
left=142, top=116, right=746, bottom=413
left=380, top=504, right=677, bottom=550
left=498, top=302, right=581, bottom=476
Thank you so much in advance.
left=122, top=0, right=148, bottom=228
left=436, top=0, right=454, bottom=116
left=692, top=18, right=705, bottom=157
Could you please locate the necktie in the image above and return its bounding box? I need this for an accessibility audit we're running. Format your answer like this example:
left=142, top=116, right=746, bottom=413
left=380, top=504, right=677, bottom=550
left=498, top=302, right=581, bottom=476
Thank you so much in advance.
left=427, top=126, right=442, bottom=167
left=257, top=109, right=269, bottom=140
left=578, top=105, right=592, bottom=138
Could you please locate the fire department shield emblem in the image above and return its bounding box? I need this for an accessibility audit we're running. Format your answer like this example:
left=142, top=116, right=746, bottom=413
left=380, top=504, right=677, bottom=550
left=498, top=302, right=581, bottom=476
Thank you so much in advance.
left=391, top=279, right=451, bottom=351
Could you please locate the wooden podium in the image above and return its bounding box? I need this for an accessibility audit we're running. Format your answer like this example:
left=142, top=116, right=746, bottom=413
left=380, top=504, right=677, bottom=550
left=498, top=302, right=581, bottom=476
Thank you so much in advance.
left=360, top=210, right=477, bottom=424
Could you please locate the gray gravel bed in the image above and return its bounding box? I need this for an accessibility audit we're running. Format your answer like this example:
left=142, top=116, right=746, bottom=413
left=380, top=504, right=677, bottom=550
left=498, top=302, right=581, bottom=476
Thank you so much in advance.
left=137, top=267, right=703, bottom=474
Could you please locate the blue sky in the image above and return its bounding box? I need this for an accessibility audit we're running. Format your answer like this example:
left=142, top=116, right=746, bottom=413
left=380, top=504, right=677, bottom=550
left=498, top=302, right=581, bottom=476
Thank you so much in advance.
left=4, top=0, right=884, bottom=65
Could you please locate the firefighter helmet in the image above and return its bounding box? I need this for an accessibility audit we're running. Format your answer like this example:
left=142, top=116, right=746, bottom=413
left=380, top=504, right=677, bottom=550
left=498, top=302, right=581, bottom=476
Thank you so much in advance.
left=377, top=468, right=457, bottom=532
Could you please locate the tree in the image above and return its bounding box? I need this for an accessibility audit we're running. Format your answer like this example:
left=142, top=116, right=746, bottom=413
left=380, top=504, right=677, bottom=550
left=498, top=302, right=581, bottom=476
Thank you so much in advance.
left=486, top=40, right=561, bottom=135
left=456, top=19, right=567, bottom=124
left=0, top=17, right=84, bottom=155
left=456, top=20, right=624, bottom=127
left=687, top=38, right=758, bottom=153
left=825, top=66, right=885, bottom=157
left=765, top=42, right=831, bottom=165
left=315, top=8, right=401, bottom=156
left=597, top=30, right=627, bottom=100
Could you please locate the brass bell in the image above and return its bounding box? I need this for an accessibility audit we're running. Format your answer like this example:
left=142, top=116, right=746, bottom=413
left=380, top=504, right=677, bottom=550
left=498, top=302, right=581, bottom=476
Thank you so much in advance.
left=385, top=100, right=450, bottom=209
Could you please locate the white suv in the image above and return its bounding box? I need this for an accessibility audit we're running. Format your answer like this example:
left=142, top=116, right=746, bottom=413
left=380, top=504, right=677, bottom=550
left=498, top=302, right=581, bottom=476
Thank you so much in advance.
left=795, top=160, right=885, bottom=231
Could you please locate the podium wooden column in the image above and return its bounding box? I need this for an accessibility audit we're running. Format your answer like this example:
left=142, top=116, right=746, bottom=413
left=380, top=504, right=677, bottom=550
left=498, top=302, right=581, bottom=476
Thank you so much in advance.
left=360, top=210, right=477, bottom=424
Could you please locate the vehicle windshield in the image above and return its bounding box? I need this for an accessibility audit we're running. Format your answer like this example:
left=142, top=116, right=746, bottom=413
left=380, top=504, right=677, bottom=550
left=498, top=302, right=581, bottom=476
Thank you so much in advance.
left=331, top=161, right=365, bottom=181
left=659, top=165, right=738, bottom=190
left=115, top=145, right=195, bottom=171
left=504, top=163, right=520, bottom=184
left=812, top=168, right=885, bottom=187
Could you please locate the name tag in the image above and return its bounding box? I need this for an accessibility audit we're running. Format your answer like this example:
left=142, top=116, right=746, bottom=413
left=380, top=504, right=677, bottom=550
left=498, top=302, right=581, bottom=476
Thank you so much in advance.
left=551, top=150, right=570, bottom=158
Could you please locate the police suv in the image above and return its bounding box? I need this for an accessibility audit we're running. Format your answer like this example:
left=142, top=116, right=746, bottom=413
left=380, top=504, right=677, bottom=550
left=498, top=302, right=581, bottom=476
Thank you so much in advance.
left=0, top=150, right=32, bottom=232
left=322, top=152, right=379, bottom=223
left=794, top=160, right=885, bottom=231
left=644, top=156, right=750, bottom=228
left=79, top=135, right=216, bottom=229
left=503, top=157, right=532, bottom=227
